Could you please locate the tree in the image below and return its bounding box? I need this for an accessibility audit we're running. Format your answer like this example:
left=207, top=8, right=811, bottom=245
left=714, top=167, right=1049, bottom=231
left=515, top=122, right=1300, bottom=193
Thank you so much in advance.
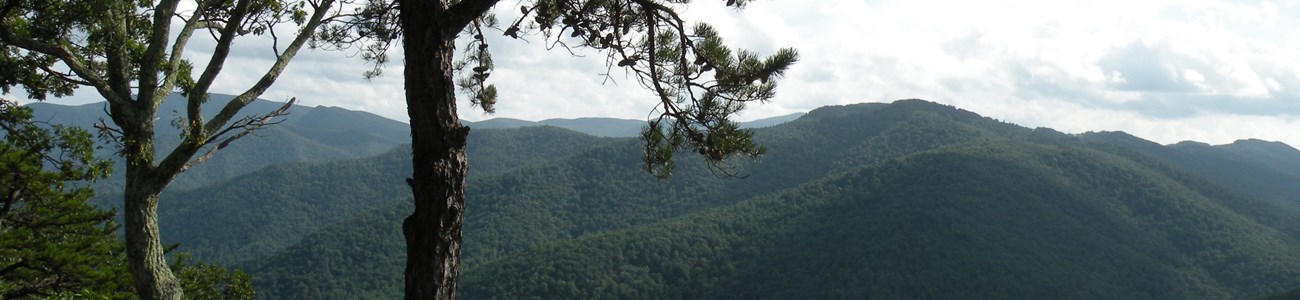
left=1, top=99, right=255, bottom=299
left=0, top=98, right=127, bottom=298
left=1, top=0, right=339, bottom=298
left=318, top=0, right=798, bottom=298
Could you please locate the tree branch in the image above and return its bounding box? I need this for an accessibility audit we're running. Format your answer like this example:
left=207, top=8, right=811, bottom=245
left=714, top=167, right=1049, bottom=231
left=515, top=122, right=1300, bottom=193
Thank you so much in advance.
left=0, top=172, right=21, bottom=227
left=102, top=7, right=135, bottom=105
left=181, top=98, right=295, bottom=172
left=188, top=0, right=256, bottom=131
left=0, top=31, right=124, bottom=105
left=36, top=65, right=92, bottom=86
left=204, top=0, right=334, bottom=134
left=153, top=0, right=210, bottom=106
left=136, top=0, right=183, bottom=105
left=0, top=259, right=25, bottom=278
left=445, top=0, right=501, bottom=35
left=153, top=0, right=334, bottom=177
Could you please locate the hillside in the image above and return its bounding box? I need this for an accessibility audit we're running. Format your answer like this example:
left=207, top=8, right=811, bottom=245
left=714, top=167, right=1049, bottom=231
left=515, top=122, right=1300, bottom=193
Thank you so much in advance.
left=152, top=126, right=608, bottom=264
left=466, top=113, right=805, bottom=138
left=1081, top=132, right=1300, bottom=211
left=27, top=93, right=411, bottom=191
left=462, top=141, right=1300, bottom=299
left=740, top=112, right=805, bottom=128
left=239, top=99, right=1300, bottom=299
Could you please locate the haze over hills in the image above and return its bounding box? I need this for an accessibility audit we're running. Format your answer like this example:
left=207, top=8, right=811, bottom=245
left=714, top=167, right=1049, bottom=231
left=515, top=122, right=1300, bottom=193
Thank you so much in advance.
left=465, top=113, right=805, bottom=137
left=26, top=93, right=411, bottom=191
left=154, top=126, right=609, bottom=264
left=1080, top=132, right=1300, bottom=211
left=25, top=93, right=801, bottom=184
left=25, top=96, right=1300, bottom=299
left=127, top=99, right=1296, bottom=299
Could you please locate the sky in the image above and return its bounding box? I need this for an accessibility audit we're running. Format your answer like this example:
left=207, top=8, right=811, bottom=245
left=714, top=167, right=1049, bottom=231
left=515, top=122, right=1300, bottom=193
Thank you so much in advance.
left=14, top=0, right=1300, bottom=147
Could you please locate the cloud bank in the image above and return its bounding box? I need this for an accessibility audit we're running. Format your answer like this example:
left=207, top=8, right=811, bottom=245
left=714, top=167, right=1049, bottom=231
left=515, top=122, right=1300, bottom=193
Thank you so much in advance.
left=14, top=0, right=1300, bottom=147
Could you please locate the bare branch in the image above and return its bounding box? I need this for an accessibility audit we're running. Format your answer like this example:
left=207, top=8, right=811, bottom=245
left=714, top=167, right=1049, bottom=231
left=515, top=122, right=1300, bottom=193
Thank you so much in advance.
left=154, top=0, right=334, bottom=178
left=204, top=0, right=336, bottom=135
left=93, top=118, right=125, bottom=153
left=182, top=98, right=296, bottom=171
left=36, top=65, right=92, bottom=86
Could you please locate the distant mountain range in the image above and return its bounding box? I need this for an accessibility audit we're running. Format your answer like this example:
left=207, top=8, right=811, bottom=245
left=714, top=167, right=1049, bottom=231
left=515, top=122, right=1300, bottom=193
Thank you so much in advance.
left=468, top=113, right=805, bottom=137
left=26, top=94, right=801, bottom=190
left=27, top=94, right=410, bottom=191
left=25, top=96, right=1300, bottom=299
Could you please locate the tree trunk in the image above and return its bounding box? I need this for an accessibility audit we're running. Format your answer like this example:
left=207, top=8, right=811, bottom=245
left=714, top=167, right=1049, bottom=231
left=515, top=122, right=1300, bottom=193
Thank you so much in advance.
left=115, top=99, right=181, bottom=300
left=124, top=174, right=183, bottom=300
left=400, top=0, right=467, bottom=299
left=119, top=109, right=184, bottom=299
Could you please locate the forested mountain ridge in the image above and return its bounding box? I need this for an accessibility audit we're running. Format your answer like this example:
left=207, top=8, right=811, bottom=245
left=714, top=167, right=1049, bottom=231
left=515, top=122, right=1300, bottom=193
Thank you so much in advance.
left=467, top=112, right=805, bottom=137
left=463, top=140, right=1300, bottom=299
left=26, top=94, right=801, bottom=192
left=236, top=99, right=1300, bottom=299
left=152, top=126, right=611, bottom=265
left=32, top=96, right=1300, bottom=298
left=26, top=93, right=410, bottom=191
left=1081, top=131, right=1300, bottom=211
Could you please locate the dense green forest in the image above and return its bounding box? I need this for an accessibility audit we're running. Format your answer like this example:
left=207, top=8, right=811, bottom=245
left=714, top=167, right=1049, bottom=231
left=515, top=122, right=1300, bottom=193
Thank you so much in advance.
left=1081, top=132, right=1300, bottom=211
left=462, top=141, right=1300, bottom=299
left=23, top=98, right=1300, bottom=299
left=92, top=125, right=605, bottom=266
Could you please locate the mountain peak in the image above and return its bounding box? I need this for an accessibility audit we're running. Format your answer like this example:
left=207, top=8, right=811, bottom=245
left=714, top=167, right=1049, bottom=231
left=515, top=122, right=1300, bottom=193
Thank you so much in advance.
left=1229, top=138, right=1299, bottom=152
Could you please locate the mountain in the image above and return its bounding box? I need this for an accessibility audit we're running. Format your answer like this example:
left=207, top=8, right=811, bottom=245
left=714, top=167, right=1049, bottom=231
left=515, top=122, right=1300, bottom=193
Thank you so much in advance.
left=463, top=117, right=538, bottom=129
left=539, top=118, right=645, bottom=137
left=463, top=141, right=1300, bottom=299
left=151, top=126, right=609, bottom=265
left=26, top=93, right=410, bottom=191
left=1216, top=139, right=1300, bottom=180
left=237, top=99, right=1300, bottom=299
left=1081, top=132, right=1300, bottom=211
left=464, top=113, right=807, bottom=138
left=740, top=112, right=804, bottom=128
left=467, top=117, right=646, bottom=137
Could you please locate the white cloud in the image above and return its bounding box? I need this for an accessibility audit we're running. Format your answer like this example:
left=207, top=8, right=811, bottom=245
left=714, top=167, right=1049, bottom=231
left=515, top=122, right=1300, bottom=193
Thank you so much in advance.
left=14, top=0, right=1300, bottom=148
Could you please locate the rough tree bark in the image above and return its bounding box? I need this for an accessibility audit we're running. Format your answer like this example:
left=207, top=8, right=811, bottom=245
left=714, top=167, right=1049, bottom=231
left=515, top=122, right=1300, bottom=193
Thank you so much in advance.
left=396, top=0, right=500, bottom=298
left=117, top=105, right=184, bottom=298
left=399, top=0, right=466, bottom=298
left=123, top=175, right=181, bottom=299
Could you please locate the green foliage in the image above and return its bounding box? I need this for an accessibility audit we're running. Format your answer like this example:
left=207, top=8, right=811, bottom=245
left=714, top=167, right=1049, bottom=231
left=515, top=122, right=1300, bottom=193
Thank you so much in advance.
left=315, top=0, right=799, bottom=178
left=159, top=126, right=604, bottom=266
left=1258, top=288, right=1300, bottom=300
left=232, top=99, right=1300, bottom=299
left=0, top=98, right=263, bottom=299
left=4, top=0, right=345, bottom=296
left=172, top=253, right=255, bottom=300
left=1081, top=132, right=1300, bottom=212
left=0, top=99, right=127, bottom=299
left=463, top=141, right=1300, bottom=299
left=247, top=199, right=409, bottom=299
